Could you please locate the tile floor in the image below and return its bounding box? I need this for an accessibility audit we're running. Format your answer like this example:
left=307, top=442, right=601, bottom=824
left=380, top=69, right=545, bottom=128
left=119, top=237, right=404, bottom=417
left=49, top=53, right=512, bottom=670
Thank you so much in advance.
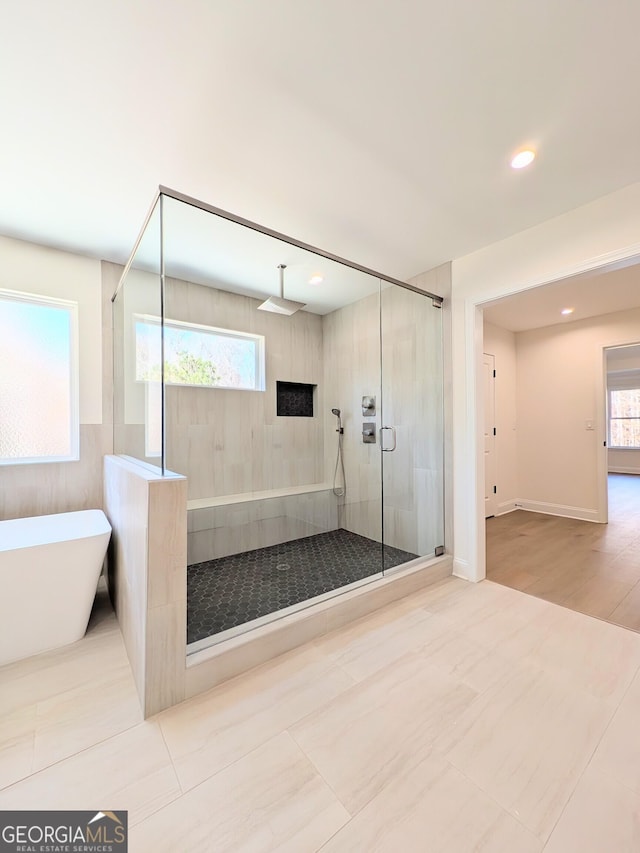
left=487, top=473, right=640, bottom=630
left=187, top=528, right=417, bottom=642
left=2, top=576, right=640, bottom=851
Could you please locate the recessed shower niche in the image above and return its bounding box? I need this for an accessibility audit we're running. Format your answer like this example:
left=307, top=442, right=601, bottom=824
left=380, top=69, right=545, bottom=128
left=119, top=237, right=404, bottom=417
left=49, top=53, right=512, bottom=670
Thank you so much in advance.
left=276, top=381, right=315, bottom=417
left=112, top=187, right=445, bottom=659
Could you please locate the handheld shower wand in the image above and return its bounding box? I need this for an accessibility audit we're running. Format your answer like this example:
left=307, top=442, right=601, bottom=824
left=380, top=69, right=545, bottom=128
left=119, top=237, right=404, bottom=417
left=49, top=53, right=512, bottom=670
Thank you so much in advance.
left=331, top=408, right=346, bottom=497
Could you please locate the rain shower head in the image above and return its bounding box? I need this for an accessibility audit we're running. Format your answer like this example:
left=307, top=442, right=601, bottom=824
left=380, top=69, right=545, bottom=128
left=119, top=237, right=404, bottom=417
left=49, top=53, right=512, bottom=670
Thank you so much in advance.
left=258, top=264, right=306, bottom=316
left=331, top=408, right=341, bottom=417
left=257, top=295, right=306, bottom=315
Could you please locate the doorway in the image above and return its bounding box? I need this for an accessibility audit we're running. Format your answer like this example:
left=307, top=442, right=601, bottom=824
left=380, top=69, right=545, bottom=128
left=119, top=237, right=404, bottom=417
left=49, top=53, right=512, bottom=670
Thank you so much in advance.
left=482, top=287, right=640, bottom=629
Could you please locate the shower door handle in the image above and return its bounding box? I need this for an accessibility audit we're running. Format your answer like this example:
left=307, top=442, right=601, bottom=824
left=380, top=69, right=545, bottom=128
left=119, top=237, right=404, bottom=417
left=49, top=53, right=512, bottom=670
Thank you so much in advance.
left=380, top=426, right=397, bottom=452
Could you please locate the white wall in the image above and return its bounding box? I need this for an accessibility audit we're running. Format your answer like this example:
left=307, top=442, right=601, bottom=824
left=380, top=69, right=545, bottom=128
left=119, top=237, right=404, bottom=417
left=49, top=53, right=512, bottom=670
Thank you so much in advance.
left=483, top=309, right=640, bottom=522
left=0, top=236, right=108, bottom=520
left=451, top=180, right=640, bottom=581
left=483, top=322, right=517, bottom=513
left=515, top=309, right=640, bottom=517
left=484, top=311, right=640, bottom=521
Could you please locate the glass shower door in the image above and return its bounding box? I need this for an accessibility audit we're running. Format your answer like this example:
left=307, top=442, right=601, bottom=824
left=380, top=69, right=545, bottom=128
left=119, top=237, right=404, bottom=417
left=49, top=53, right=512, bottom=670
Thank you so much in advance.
left=380, top=284, right=444, bottom=571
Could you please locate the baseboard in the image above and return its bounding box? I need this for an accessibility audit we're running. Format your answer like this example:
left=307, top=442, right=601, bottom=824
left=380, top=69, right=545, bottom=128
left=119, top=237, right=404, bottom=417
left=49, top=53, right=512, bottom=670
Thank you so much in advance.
left=514, top=499, right=600, bottom=522
left=496, top=499, right=518, bottom=516
left=608, top=466, right=640, bottom=475
left=452, top=557, right=471, bottom=580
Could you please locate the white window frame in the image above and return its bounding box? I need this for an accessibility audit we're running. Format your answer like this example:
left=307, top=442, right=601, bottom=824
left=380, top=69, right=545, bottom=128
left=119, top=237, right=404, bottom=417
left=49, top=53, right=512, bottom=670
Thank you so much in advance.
left=134, top=314, right=265, bottom=392
left=607, top=377, right=640, bottom=450
left=0, top=289, right=80, bottom=466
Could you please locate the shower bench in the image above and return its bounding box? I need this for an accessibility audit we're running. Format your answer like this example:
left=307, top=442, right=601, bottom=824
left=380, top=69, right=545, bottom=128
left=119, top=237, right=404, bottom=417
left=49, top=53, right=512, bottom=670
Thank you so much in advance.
left=187, top=483, right=338, bottom=564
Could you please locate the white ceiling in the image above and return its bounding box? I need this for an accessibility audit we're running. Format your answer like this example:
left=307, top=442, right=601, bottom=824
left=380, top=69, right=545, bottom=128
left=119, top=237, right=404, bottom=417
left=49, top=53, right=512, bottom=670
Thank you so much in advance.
left=2, top=1, right=640, bottom=282
left=482, top=261, right=640, bottom=332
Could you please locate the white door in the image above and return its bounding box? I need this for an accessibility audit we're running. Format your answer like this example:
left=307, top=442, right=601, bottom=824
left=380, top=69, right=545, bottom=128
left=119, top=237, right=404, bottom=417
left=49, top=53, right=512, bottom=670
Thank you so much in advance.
left=483, top=353, right=497, bottom=518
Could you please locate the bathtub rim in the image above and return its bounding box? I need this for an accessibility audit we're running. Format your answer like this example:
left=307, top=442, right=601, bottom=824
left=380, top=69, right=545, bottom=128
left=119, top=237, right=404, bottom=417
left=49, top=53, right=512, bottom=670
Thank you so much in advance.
left=0, top=509, right=111, bottom=552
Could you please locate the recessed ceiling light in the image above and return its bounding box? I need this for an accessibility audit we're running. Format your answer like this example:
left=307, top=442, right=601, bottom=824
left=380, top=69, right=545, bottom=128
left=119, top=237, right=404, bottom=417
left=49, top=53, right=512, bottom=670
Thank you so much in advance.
left=308, top=274, right=323, bottom=285
left=560, top=307, right=574, bottom=315
left=511, top=149, right=536, bottom=169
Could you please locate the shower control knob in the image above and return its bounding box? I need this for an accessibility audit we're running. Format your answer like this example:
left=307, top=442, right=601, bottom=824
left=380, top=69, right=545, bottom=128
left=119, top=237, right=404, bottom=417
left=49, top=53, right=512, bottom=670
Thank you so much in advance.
left=361, top=396, right=376, bottom=415
left=362, top=423, right=376, bottom=443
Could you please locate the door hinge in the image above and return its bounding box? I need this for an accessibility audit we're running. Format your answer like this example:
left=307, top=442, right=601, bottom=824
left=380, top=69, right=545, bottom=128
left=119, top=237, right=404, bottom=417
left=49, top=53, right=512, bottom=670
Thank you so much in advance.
left=493, top=485, right=497, bottom=494
left=431, top=298, right=442, bottom=309
left=493, top=369, right=496, bottom=378
left=493, top=427, right=496, bottom=436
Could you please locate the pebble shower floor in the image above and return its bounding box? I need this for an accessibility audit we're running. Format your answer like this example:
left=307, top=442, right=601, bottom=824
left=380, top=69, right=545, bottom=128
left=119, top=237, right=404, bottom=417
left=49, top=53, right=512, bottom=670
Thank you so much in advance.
left=187, top=528, right=418, bottom=644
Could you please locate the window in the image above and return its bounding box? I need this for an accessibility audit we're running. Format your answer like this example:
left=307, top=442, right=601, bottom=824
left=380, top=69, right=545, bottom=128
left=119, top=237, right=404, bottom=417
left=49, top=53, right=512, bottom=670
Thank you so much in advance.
left=0, top=290, right=79, bottom=464
left=135, top=316, right=265, bottom=391
left=609, top=387, right=640, bottom=448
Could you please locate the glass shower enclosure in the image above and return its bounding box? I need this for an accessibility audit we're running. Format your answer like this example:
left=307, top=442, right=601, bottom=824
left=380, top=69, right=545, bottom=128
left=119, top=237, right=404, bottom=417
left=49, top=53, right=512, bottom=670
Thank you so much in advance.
left=113, top=187, right=444, bottom=653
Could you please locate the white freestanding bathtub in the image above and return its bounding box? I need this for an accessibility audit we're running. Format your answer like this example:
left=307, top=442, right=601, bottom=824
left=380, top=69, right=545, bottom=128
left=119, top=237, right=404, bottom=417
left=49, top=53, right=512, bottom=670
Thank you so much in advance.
left=0, top=509, right=112, bottom=667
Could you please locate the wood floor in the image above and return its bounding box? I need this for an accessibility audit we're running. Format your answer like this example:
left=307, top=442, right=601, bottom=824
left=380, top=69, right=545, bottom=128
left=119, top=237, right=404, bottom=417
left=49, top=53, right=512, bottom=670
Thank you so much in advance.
left=2, top=574, right=640, bottom=850
left=487, top=473, right=640, bottom=630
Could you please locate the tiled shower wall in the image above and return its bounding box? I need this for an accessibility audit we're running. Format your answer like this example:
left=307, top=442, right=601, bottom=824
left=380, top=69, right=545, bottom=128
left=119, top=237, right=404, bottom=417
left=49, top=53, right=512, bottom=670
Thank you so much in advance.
left=164, top=278, right=325, bottom=500
left=187, top=488, right=338, bottom=563
left=379, top=286, right=444, bottom=556
left=113, top=267, right=445, bottom=561
left=322, top=291, right=382, bottom=543
left=322, top=286, right=444, bottom=556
